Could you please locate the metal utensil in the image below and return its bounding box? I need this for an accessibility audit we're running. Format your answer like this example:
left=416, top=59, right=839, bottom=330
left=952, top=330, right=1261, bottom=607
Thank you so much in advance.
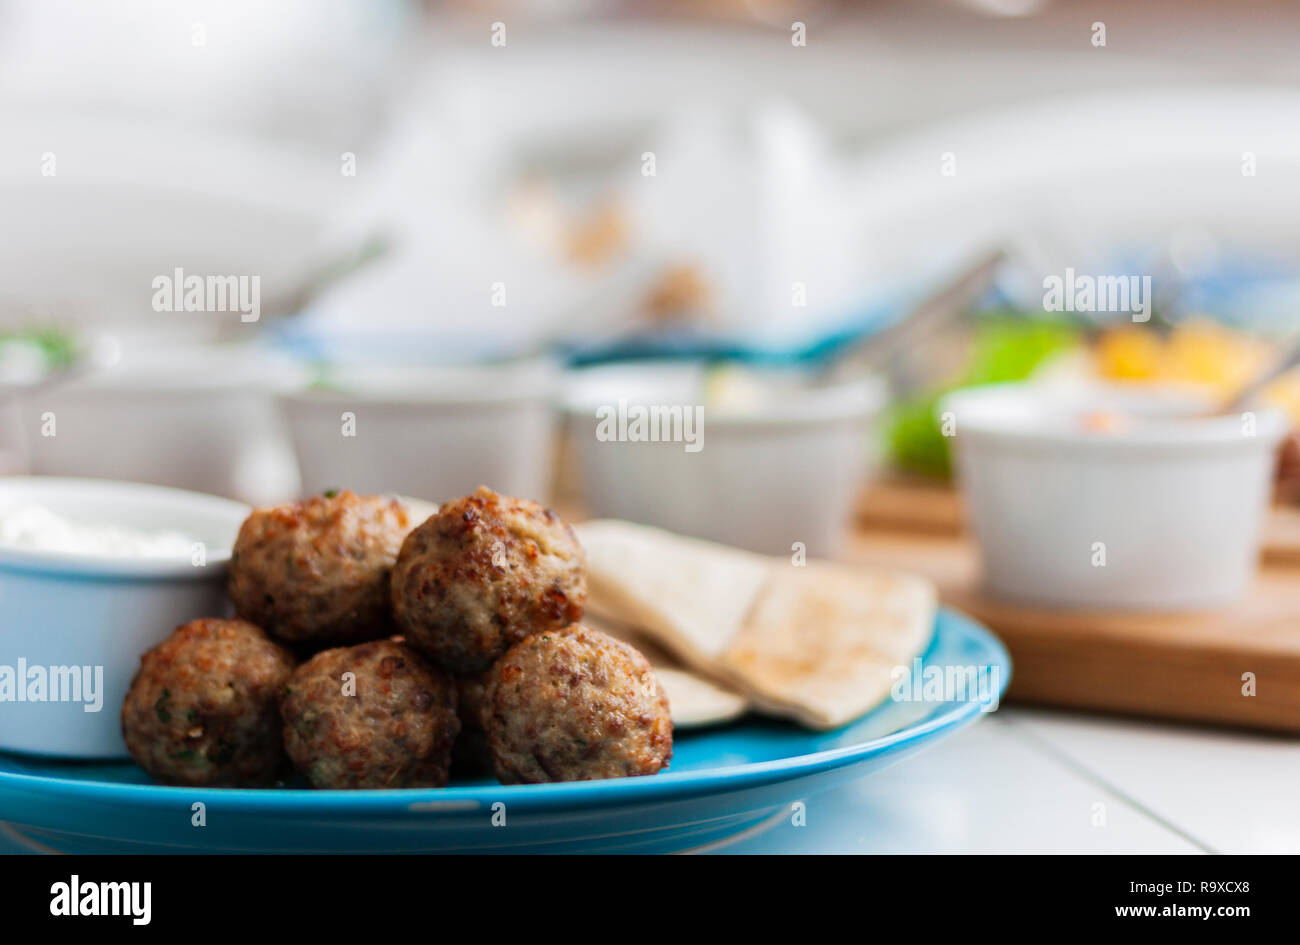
left=815, top=248, right=1006, bottom=383
left=1211, top=335, right=1300, bottom=416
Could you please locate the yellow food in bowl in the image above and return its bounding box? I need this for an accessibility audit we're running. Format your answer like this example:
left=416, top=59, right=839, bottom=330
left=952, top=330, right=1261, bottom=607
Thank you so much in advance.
left=1094, top=319, right=1300, bottom=425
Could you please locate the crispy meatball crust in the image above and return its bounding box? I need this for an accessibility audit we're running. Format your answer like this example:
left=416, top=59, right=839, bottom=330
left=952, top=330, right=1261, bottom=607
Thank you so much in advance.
left=483, top=625, right=673, bottom=784
left=229, top=491, right=412, bottom=648
left=390, top=486, right=587, bottom=674
left=121, top=618, right=295, bottom=787
left=281, top=639, right=459, bottom=789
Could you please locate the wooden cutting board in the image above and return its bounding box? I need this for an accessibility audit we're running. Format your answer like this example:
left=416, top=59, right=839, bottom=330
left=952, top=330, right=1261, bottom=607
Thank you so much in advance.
left=850, top=485, right=1300, bottom=733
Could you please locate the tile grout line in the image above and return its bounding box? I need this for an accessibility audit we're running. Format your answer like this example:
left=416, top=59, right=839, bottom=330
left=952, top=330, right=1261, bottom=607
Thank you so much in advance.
left=994, top=713, right=1220, bottom=854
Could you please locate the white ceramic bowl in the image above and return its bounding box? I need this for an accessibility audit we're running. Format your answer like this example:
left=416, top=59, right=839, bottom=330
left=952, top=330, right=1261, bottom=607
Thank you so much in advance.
left=562, top=361, right=885, bottom=555
left=942, top=383, right=1290, bottom=610
left=278, top=359, right=560, bottom=504
left=20, top=343, right=304, bottom=505
left=0, top=477, right=250, bottom=758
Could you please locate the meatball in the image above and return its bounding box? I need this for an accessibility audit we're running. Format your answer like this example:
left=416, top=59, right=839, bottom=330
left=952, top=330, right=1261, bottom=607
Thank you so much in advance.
left=483, top=625, right=673, bottom=784
left=281, top=639, right=459, bottom=789
left=229, top=490, right=412, bottom=648
left=121, top=618, right=295, bottom=786
left=450, top=671, right=493, bottom=775
left=390, top=486, right=587, bottom=674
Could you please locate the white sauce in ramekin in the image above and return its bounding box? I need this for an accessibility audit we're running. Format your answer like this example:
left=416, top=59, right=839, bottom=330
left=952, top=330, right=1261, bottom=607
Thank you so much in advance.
left=0, top=501, right=199, bottom=559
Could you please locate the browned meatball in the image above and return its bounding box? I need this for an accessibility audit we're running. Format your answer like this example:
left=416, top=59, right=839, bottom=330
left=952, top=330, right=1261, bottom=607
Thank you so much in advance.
left=281, top=639, right=459, bottom=789
left=121, top=618, right=295, bottom=786
left=390, top=486, right=587, bottom=674
left=483, top=625, right=673, bottom=784
left=451, top=671, right=493, bottom=774
left=229, top=491, right=412, bottom=648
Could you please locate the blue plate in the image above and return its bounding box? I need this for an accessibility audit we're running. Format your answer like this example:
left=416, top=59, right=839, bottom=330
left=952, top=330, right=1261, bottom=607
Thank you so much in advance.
left=0, top=609, right=1008, bottom=854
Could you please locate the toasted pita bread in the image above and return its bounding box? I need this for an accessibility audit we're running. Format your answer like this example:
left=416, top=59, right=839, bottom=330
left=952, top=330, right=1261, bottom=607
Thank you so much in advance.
left=721, top=562, right=935, bottom=728
left=575, top=520, right=936, bottom=730
left=577, top=519, right=770, bottom=661
left=653, top=667, right=749, bottom=729
left=584, top=614, right=749, bottom=728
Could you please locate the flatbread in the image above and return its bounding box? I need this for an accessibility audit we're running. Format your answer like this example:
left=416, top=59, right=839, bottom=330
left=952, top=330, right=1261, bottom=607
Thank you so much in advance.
left=721, top=562, right=936, bottom=728
left=584, top=614, right=748, bottom=728
left=577, top=519, right=771, bottom=661
left=575, top=520, right=936, bottom=730
left=653, top=667, right=749, bottom=729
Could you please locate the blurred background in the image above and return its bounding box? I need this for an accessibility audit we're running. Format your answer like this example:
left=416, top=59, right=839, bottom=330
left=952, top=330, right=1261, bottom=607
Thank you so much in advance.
left=4, top=0, right=1300, bottom=552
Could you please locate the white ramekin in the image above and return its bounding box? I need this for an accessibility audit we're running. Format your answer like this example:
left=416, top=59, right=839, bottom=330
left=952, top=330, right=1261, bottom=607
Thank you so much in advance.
left=942, top=382, right=1290, bottom=610
left=277, top=359, right=560, bottom=504
left=20, top=343, right=305, bottom=504
left=562, top=361, right=885, bottom=556
left=0, top=477, right=250, bottom=758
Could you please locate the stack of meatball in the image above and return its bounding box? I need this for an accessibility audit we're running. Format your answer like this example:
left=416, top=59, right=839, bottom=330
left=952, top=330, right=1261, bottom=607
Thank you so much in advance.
left=121, top=487, right=673, bottom=789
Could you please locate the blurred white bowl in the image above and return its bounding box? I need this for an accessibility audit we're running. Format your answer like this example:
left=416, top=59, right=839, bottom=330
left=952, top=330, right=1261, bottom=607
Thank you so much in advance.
left=0, top=477, right=250, bottom=759
left=19, top=343, right=304, bottom=505
left=278, top=359, right=560, bottom=504
left=562, top=361, right=884, bottom=555
left=942, top=383, right=1289, bottom=610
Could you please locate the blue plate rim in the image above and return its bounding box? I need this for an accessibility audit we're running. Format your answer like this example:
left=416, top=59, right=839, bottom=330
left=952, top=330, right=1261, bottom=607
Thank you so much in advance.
left=0, top=608, right=1010, bottom=814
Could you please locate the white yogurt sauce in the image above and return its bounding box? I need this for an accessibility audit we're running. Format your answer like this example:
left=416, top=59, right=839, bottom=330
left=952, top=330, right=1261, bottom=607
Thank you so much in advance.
left=0, top=501, right=199, bottom=558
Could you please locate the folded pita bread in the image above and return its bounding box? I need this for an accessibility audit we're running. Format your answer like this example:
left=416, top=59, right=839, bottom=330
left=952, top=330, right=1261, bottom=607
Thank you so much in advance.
left=584, top=614, right=748, bottom=729
left=576, top=520, right=936, bottom=730
left=652, top=666, right=749, bottom=729
left=722, top=562, right=935, bottom=728
left=578, top=519, right=771, bottom=661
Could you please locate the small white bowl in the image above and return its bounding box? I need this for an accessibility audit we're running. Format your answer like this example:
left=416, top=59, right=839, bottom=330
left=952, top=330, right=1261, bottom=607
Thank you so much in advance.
left=562, top=361, right=885, bottom=555
left=942, top=382, right=1290, bottom=610
left=21, top=343, right=304, bottom=504
left=0, top=477, right=250, bottom=758
left=278, top=359, right=559, bottom=504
